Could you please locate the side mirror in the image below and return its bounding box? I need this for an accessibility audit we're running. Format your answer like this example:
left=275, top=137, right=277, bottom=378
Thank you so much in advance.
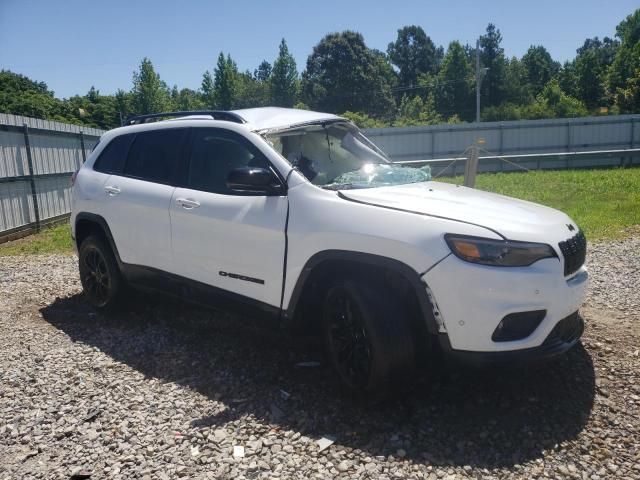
left=226, top=167, right=284, bottom=195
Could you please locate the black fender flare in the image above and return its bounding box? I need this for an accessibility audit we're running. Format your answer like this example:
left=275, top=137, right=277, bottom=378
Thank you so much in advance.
left=74, top=212, right=123, bottom=267
left=283, top=250, right=440, bottom=335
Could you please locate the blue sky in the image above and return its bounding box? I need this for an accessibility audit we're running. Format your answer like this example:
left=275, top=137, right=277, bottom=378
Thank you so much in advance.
left=1, top=0, right=637, bottom=99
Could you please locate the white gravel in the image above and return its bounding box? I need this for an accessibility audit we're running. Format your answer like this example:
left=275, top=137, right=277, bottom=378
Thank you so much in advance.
left=0, top=239, right=639, bottom=479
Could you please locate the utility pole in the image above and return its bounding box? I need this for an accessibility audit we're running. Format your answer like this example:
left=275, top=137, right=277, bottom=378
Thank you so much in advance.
left=476, top=39, right=481, bottom=123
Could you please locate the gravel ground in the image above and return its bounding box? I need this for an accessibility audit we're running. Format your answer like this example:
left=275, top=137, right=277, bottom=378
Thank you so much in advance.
left=0, top=238, right=639, bottom=480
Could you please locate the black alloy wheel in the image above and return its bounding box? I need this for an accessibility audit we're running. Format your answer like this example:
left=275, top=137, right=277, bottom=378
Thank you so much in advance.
left=325, top=290, right=372, bottom=389
left=81, top=246, right=111, bottom=307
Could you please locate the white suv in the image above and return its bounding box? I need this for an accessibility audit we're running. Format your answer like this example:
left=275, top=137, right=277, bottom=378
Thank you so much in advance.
left=71, top=108, right=588, bottom=394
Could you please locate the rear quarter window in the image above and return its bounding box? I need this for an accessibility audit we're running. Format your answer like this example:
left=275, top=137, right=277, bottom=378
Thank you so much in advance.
left=93, top=134, right=135, bottom=174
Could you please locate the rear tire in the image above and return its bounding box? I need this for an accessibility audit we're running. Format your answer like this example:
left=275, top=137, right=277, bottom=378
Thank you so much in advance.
left=78, top=235, right=126, bottom=311
left=321, top=276, right=416, bottom=397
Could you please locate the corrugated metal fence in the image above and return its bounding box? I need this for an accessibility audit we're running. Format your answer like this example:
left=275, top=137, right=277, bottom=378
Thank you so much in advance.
left=1, top=113, right=640, bottom=242
left=366, top=114, right=640, bottom=175
left=0, top=114, right=102, bottom=242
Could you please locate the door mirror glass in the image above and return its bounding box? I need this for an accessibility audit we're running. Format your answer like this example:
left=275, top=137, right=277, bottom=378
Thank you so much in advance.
left=226, top=167, right=283, bottom=195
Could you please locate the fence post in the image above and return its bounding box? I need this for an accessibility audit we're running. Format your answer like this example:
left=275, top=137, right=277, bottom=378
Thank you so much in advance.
left=79, top=130, right=87, bottom=163
left=22, top=123, right=41, bottom=233
left=464, top=145, right=479, bottom=188
left=431, top=130, right=436, bottom=159
left=565, top=122, right=572, bottom=169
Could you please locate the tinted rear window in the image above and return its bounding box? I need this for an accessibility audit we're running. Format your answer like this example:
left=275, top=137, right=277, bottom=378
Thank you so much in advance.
left=124, top=128, right=188, bottom=184
left=93, top=134, right=134, bottom=174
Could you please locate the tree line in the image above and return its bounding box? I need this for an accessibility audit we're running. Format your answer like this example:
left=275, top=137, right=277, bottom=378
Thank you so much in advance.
left=1, top=8, right=639, bottom=130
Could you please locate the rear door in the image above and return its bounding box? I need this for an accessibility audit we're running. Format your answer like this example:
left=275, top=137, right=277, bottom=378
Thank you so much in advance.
left=169, top=127, right=288, bottom=307
left=103, top=128, right=189, bottom=272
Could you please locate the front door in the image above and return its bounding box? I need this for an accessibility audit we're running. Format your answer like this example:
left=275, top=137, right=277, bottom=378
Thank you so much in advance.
left=169, top=127, right=288, bottom=308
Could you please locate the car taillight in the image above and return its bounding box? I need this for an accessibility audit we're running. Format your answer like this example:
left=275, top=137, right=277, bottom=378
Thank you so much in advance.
left=70, top=170, right=79, bottom=186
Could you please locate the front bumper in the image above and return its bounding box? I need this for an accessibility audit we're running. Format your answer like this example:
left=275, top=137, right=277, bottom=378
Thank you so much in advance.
left=422, top=254, right=589, bottom=354
left=438, top=311, right=584, bottom=366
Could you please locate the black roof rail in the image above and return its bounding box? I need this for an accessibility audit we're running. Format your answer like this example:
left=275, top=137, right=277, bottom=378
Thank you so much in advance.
left=124, top=111, right=246, bottom=126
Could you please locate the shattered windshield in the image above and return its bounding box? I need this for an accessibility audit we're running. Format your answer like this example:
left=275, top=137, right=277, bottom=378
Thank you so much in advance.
left=264, top=122, right=431, bottom=190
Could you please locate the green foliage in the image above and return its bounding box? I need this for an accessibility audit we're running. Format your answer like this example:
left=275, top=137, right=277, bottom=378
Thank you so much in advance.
left=571, top=37, right=619, bottom=108
left=394, top=94, right=441, bottom=126
left=433, top=41, right=474, bottom=121
left=255, top=61, right=272, bottom=82
left=479, top=24, right=507, bottom=107
left=614, top=67, right=640, bottom=112
left=171, top=87, right=205, bottom=111
left=340, top=111, right=387, bottom=128
left=301, top=31, right=396, bottom=117
left=522, top=46, right=561, bottom=97
left=271, top=39, right=298, bottom=107
left=131, top=58, right=171, bottom=114
left=212, top=53, right=240, bottom=110
left=387, top=25, right=442, bottom=88
left=201, top=70, right=216, bottom=109
left=536, top=79, right=588, bottom=117
left=0, top=70, right=65, bottom=120
left=608, top=10, right=640, bottom=113
left=483, top=79, right=588, bottom=120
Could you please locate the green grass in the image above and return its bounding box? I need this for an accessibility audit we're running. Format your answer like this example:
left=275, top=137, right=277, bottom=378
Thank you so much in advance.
left=438, top=167, right=640, bottom=240
left=0, top=223, right=74, bottom=256
left=0, top=167, right=638, bottom=255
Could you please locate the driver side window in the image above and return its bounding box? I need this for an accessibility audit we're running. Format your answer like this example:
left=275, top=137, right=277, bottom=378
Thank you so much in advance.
left=187, top=128, right=269, bottom=194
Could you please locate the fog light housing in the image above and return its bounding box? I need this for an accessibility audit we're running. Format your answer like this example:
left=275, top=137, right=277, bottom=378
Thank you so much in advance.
left=492, top=310, right=546, bottom=342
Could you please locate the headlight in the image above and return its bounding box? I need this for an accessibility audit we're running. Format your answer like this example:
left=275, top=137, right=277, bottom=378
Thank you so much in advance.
left=444, top=234, right=557, bottom=267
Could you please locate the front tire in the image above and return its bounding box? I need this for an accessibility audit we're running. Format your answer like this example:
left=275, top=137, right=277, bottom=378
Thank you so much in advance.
left=78, top=235, right=126, bottom=310
left=322, top=277, right=416, bottom=396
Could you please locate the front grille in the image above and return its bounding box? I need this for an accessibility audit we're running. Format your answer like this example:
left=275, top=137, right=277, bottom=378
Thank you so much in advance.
left=558, top=231, right=586, bottom=276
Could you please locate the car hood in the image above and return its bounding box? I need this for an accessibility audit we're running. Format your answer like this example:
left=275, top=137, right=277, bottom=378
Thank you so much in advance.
left=338, top=181, right=578, bottom=246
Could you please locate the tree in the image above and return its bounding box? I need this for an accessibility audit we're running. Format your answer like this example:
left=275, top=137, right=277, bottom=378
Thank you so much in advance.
left=530, top=79, right=588, bottom=118
left=201, top=70, right=216, bottom=108
left=301, top=31, right=396, bottom=117
left=558, top=61, right=578, bottom=99
left=479, top=24, right=507, bottom=106
left=254, top=60, right=272, bottom=82
left=503, top=57, right=531, bottom=104
left=270, top=39, right=298, bottom=107
left=115, top=89, right=132, bottom=125
left=395, top=94, right=441, bottom=126
left=575, top=49, right=605, bottom=109
left=521, top=46, right=560, bottom=96
left=211, top=53, right=240, bottom=110
left=172, top=87, right=205, bottom=111
left=615, top=67, right=640, bottom=112
left=609, top=9, right=640, bottom=111
left=433, top=41, right=474, bottom=121
left=570, top=37, right=619, bottom=108
left=340, top=110, right=387, bottom=128
left=387, top=26, right=442, bottom=88
left=64, top=86, right=120, bottom=129
left=0, top=70, right=66, bottom=120
left=130, top=58, right=170, bottom=115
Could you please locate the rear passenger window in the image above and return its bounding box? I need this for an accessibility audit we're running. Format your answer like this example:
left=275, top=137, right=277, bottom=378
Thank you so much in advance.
left=124, top=128, right=188, bottom=184
left=187, top=128, right=269, bottom=194
left=93, top=134, right=134, bottom=174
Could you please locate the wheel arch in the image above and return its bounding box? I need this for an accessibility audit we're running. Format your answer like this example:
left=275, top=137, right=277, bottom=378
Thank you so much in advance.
left=74, top=213, right=122, bottom=266
left=284, top=250, right=440, bottom=339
